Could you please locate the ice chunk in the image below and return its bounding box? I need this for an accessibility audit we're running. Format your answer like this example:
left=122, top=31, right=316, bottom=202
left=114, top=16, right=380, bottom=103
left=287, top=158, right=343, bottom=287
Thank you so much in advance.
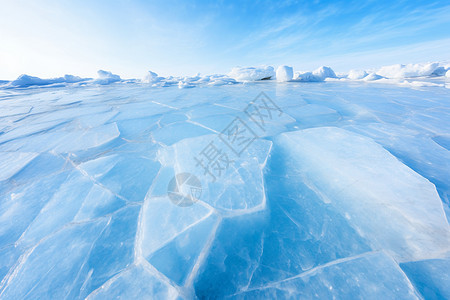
left=156, top=135, right=272, bottom=212
left=94, top=70, right=121, bottom=85
left=276, top=127, right=450, bottom=262
left=139, top=196, right=213, bottom=257
left=139, top=195, right=219, bottom=286
left=446, top=70, right=450, bottom=78
left=86, top=264, right=179, bottom=299
left=228, top=66, right=275, bottom=81
left=78, top=153, right=160, bottom=202
left=276, top=65, right=293, bottom=82
left=147, top=211, right=218, bottom=285
left=76, top=205, right=141, bottom=298
left=234, top=252, right=420, bottom=299
left=377, top=63, right=439, bottom=79
left=347, top=69, right=368, bottom=80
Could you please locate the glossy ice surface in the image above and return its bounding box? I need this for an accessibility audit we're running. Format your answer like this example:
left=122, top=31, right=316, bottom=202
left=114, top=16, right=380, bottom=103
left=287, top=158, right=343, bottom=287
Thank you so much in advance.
left=0, top=81, right=449, bottom=299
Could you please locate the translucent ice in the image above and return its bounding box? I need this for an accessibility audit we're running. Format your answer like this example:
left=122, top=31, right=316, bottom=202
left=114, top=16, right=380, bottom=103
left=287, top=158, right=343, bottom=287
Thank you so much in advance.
left=156, top=135, right=272, bottom=212
left=0, top=79, right=449, bottom=298
left=234, top=252, right=420, bottom=299
left=400, top=257, right=450, bottom=299
left=276, top=127, right=450, bottom=261
left=87, top=264, right=180, bottom=299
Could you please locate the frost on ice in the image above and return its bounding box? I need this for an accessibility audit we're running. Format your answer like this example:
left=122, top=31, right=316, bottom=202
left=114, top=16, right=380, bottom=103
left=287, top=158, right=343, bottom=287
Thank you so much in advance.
left=0, top=71, right=449, bottom=299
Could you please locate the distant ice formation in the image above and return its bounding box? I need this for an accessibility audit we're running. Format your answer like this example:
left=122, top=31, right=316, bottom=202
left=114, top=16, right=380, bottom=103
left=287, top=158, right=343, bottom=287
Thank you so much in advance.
left=142, top=71, right=162, bottom=84
left=347, top=69, right=368, bottom=80
left=377, top=63, right=439, bottom=79
left=294, top=66, right=337, bottom=82
left=94, top=70, right=121, bottom=85
left=1, top=61, right=449, bottom=90
left=276, top=65, right=293, bottom=82
left=8, top=74, right=89, bottom=87
left=228, top=66, right=275, bottom=81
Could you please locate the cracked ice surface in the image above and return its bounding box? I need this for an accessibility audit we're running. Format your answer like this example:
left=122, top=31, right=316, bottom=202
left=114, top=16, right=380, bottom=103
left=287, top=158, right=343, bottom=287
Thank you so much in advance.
left=0, top=81, right=449, bottom=299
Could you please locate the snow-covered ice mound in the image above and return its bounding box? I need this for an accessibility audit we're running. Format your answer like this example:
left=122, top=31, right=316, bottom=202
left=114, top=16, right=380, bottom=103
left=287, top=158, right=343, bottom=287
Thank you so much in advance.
left=94, top=70, right=122, bottom=85
left=276, top=65, right=293, bottom=82
left=377, top=62, right=440, bottom=79
left=0, top=80, right=449, bottom=299
left=8, top=74, right=89, bottom=87
left=294, top=66, right=337, bottom=82
left=347, top=69, right=368, bottom=80
left=228, top=66, right=275, bottom=81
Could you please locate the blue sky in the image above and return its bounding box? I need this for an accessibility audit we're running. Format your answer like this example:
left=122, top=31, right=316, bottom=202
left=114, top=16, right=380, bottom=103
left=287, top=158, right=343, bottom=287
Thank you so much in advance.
left=0, top=0, right=449, bottom=79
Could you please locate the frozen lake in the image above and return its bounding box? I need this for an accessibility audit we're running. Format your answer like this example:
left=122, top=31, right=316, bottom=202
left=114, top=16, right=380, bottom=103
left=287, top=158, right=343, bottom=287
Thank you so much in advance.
left=0, top=81, right=449, bottom=299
